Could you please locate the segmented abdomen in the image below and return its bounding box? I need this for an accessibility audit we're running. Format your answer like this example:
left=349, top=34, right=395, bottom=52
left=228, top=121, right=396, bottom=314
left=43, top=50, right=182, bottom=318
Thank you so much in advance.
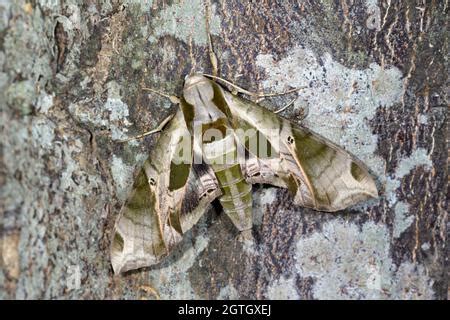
left=203, top=133, right=253, bottom=231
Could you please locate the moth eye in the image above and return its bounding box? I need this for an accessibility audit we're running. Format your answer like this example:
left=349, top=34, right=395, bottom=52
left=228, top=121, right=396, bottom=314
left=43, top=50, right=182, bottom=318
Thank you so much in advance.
left=287, top=136, right=294, bottom=144
left=149, top=178, right=156, bottom=186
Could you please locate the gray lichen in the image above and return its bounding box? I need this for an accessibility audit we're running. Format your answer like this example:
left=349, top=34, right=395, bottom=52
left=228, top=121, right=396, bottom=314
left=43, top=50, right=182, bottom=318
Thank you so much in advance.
left=148, top=0, right=221, bottom=46
left=68, top=81, right=134, bottom=142
left=395, top=148, right=432, bottom=180
left=385, top=148, right=432, bottom=206
left=111, top=155, right=135, bottom=202
left=295, top=220, right=434, bottom=299
left=393, top=202, right=414, bottom=239
left=365, top=0, right=381, bottom=31
left=266, top=276, right=300, bottom=300
left=217, top=284, right=239, bottom=300
left=147, top=233, right=210, bottom=299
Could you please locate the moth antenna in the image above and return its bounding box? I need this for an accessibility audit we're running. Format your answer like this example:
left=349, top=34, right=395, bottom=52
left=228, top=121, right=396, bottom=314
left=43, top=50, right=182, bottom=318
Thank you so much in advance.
left=187, top=33, right=197, bottom=76
left=203, top=73, right=306, bottom=99
left=142, top=87, right=180, bottom=105
left=252, top=87, right=306, bottom=98
left=274, top=98, right=297, bottom=114
left=118, top=114, right=174, bottom=143
left=202, top=74, right=255, bottom=96
left=204, top=0, right=219, bottom=77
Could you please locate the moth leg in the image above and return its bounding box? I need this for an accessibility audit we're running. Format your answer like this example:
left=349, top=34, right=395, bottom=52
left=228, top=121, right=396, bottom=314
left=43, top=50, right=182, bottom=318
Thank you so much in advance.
left=274, top=97, right=296, bottom=114
left=118, top=114, right=174, bottom=143
left=204, top=0, right=219, bottom=77
left=142, top=87, right=180, bottom=105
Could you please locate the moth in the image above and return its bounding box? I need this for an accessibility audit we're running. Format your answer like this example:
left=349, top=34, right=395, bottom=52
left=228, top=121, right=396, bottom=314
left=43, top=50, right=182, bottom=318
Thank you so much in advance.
left=110, top=73, right=378, bottom=274
left=110, top=8, right=377, bottom=275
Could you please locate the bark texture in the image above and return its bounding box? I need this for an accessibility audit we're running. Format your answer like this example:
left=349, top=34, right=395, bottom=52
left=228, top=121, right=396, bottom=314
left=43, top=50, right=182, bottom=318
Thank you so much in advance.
left=0, top=0, right=447, bottom=299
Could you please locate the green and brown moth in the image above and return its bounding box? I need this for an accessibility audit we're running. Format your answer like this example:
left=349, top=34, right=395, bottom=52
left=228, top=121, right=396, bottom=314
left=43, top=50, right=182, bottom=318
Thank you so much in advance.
left=110, top=4, right=378, bottom=274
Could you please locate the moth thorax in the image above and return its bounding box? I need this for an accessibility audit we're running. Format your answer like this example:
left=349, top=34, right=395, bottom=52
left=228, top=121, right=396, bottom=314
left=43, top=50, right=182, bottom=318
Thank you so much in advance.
left=183, top=75, right=214, bottom=106
left=202, top=133, right=238, bottom=169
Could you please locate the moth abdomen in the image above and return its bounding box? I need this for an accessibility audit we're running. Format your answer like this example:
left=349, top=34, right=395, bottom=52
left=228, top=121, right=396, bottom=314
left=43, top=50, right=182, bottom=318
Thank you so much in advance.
left=218, top=182, right=253, bottom=231
left=203, top=133, right=253, bottom=231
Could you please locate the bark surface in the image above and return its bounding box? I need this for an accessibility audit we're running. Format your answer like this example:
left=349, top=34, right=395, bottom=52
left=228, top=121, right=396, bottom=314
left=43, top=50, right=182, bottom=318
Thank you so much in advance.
left=0, top=0, right=447, bottom=299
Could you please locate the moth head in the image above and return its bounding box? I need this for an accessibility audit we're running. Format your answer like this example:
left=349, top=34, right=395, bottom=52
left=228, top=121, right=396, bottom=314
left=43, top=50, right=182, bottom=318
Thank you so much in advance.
left=183, top=74, right=214, bottom=105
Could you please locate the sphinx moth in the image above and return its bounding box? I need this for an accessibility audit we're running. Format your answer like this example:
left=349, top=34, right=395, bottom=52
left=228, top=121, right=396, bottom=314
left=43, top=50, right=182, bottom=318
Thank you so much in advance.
left=110, top=73, right=378, bottom=274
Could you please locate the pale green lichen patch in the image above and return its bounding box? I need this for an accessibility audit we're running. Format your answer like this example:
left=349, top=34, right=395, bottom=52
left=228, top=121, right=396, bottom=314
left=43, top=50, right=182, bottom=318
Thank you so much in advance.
left=38, top=0, right=62, bottom=11
left=217, top=284, right=239, bottom=300
left=2, top=1, right=54, bottom=91
left=68, top=80, right=133, bottom=142
left=393, top=201, right=415, bottom=238
left=124, top=0, right=153, bottom=12
left=418, top=114, right=428, bottom=125
left=35, top=92, right=54, bottom=114
left=295, top=220, right=434, bottom=299
left=384, top=148, right=432, bottom=236
left=5, top=80, right=36, bottom=115
left=393, top=262, right=434, bottom=299
left=0, top=6, right=150, bottom=295
left=364, top=0, right=381, bottom=31
left=30, top=118, right=55, bottom=149
left=256, top=46, right=403, bottom=180
left=147, top=233, right=210, bottom=299
left=265, top=276, right=300, bottom=300
left=111, top=155, right=135, bottom=202
left=59, top=139, right=95, bottom=196
left=2, top=111, right=108, bottom=298
left=149, top=0, right=221, bottom=46
left=0, top=0, right=12, bottom=31
left=395, top=148, right=432, bottom=179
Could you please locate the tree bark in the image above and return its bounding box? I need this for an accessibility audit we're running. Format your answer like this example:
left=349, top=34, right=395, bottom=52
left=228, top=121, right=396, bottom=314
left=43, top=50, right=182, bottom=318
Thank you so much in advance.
left=0, top=0, right=447, bottom=299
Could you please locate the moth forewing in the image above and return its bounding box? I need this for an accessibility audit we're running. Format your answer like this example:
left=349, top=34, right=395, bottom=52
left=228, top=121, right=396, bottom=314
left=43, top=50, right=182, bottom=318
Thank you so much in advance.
left=111, top=109, right=210, bottom=274
left=221, top=87, right=378, bottom=212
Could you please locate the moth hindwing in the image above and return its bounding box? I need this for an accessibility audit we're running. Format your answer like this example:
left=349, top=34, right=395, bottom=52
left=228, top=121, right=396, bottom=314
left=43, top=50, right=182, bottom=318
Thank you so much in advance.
left=110, top=74, right=378, bottom=274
